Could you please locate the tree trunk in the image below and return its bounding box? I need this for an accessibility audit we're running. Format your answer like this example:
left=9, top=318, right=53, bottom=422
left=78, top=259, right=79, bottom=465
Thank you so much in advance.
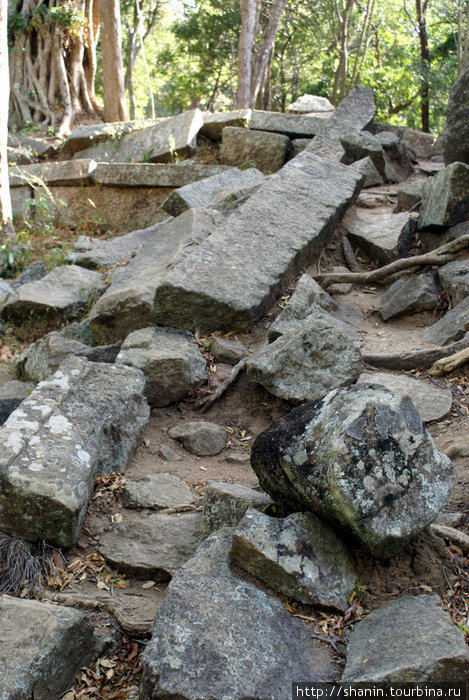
left=236, top=0, right=257, bottom=108
left=0, top=0, right=14, bottom=241
left=250, top=0, right=288, bottom=106
left=99, top=0, right=128, bottom=122
left=415, top=0, right=430, bottom=132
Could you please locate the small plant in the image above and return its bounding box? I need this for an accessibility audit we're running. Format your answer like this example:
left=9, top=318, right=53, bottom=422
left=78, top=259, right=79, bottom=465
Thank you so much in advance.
left=141, top=148, right=155, bottom=163
left=240, top=157, right=257, bottom=170
left=0, top=232, right=33, bottom=277
left=0, top=533, right=58, bottom=595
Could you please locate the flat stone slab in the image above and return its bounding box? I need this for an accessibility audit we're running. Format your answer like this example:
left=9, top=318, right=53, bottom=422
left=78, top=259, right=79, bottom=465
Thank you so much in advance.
left=306, top=86, right=376, bottom=161
left=161, top=166, right=264, bottom=216
left=98, top=510, right=201, bottom=578
left=200, top=109, right=251, bottom=141
left=381, top=271, right=441, bottom=320
left=343, top=594, right=469, bottom=682
left=0, top=595, right=98, bottom=700
left=250, top=109, right=331, bottom=137
left=93, top=162, right=230, bottom=187
left=89, top=208, right=223, bottom=344
left=67, top=219, right=171, bottom=269
left=1, top=264, right=105, bottom=322
left=0, top=356, right=149, bottom=546
left=61, top=119, right=160, bottom=156
left=122, top=472, right=195, bottom=510
left=140, top=529, right=334, bottom=699
left=200, top=482, right=273, bottom=539
left=358, top=370, right=452, bottom=422
left=348, top=211, right=414, bottom=264
left=419, top=162, right=469, bottom=229
left=9, top=159, right=97, bottom=187
left=220, top=126, right=289, bottom=173
left=152, top=151, right=364, bottom=332
left=438, top=259, right=469, bottom=306
left=425, top=296, right=469, bottom=345
left=230, top=508, right=356, bottom=610
left=169, top=420, right=226, bottom=456
left=0, top=380, right=35, bottom=425
left=74, top=109, right=204, bottom=163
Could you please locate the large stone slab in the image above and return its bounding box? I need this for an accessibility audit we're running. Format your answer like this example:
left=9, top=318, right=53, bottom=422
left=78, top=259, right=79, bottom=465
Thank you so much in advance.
left=347, top=212, right=414, bottom=264
left=93, top=162, right=230, bottom=187
left=0, top=356, right=149, bottom=546
left=74, top=109, right=204, bottom=163
left=122, top=472, right=195, bottom=510
left=230, top=508, right=356, bottom=610
left=425, top=296, right=469, bottom=345
left=61, top=119, right=160, bottom=157
left=140, top=529, right=334, bottom=699
left=443, top=66, right=469, bottom=165
left=9, top=159, right=97, bottom=187
left=381, top=271, right=441, bottom=320
left=200, top=109, right=251, bottom=141
left=200, top=481, right=273, bottom=539
left=403, top=128, right=437, bottom=159
left=250, top=384, right=455, bottom=558
left=0, top=595, right=98, bottom=700
left=250, top=110, right=331, bottom=137
left=287, top=94, right=335, bottom=114
left=152, top=151, right=364, bottom=333
left=358, top=370, right=452, bottom=422
left=306, top=86, right=376, bottom=161
left=342, top=595, right=469, bottom=682
left=161, top=166, right=264, bottom=216
left=98, top=511, right=201, bottom=578
left=89, top=208, right=223, bottom=344
left=220, top=126, right=289, bottom=173
left=1, top=264, right=105, bottom=322
left=438, top=259, right=469, bottom=306
left=418, top=162, right=469, bottom=229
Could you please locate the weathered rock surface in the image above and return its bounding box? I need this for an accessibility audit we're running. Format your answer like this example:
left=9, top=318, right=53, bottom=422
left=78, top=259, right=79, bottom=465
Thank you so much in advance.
left=289, top=137, right=310, bottom=158
left=89, top=208, right=222, bottom=344
left=169, top=421, right=226, bottom=456
left=62, top=119, right=154, bottom=156
left=208, top=177, right=266, bottom=214
left=10, top=186, right=33, bottom=219
left=351, top=156, right=384, bottom=187
left=152, top=152, right=364, bottom=332
left=2, top=265, right=105, bottom=322
left=161, top=166, right=264, bottom=216
left=381, top=272, right=441, bottom=320
left=115, top=326, right=207, bottom=407
left=342, top=595, right=469, bottom=682
left=425, top=296, right=469, bottom=345
left=0, top=595, right=98, bottom=700
left=375, top=131, right=414, bottom=181
left=403, top=128, right=437, bottom=159
left=250, top=384, right=455, bottom=557
left=122, top=472, right=195, bottom=510
left=93, top=162, right=229, bottom=187
left=306, top=86, right=376, bottom=160
left=0, top=356, right=149, bottom=546
left=0, top=380, right=35, bottom=425
left=395, top=179, right=424, bottom=213
left=250, top=109, right=330, bottom=137
left=418, top=162, right=469, bottom=229
left=443, top=66, right=469, bottom=165
left=200, top=109, right=251, bottom=141
left=0, top=279, right=12, bottom=307
left=200, top=481, right=273, bottom=539
left=74, top=109, right=203, bottom=163
left=99, top=511, right=201, bottom=578
left=358, top=370, right=452, bottom=423
left=10, top=261, right=48, bottom=291
left=18, top=331, right=120, bottom=382
left=438, top=259, right=469, bottom=306
left=140, top=529, right=334, bottom=699
left=230, top=508, right=356, bottom=610
left=9, top=159, right=97, bottom=187
left=287, top=94, right=334, bottom=113
left=341, top=130, right=386, bottom=174
left=8, top=132, right=55, bottom=159
left=347, top=212, right=414, bottom=264
left=248, top=318, right=362, bottom=403
left=210, top=336, right=248, bottom=364
left=220, top=126, right=289, bottom=173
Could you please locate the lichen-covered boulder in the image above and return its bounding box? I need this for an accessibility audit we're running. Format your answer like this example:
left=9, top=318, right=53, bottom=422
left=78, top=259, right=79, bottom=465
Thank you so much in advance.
left=443, top=66, right=469, bottom=165
left=251, top=384, right=455, bottom=558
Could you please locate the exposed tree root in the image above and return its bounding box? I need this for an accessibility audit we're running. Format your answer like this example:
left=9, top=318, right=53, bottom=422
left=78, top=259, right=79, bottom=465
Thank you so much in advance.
left=362, top=333, right=469, bottom=371
left=198, top=356, right=248, bottom=413
left=429, top=346, right=469, bottom=376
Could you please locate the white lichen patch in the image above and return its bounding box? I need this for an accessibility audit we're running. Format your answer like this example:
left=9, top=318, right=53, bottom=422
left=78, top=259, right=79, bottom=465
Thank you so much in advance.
left=77, top=450, right=91, bottom=467
left=47, top=415, right=73, bottom=434
left=29, top=436, right=41, bottom=446
left=28, top=462, right=44, bottom=472
left=5, top=410, right=39, bottom=433
left=4, top=430, right=24, bottom=453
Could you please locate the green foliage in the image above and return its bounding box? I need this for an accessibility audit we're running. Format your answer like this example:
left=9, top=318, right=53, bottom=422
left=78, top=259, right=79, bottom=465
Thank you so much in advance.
left=8, top=0, right=85, bottom=44
left=0, top=232, right=33, bottom=277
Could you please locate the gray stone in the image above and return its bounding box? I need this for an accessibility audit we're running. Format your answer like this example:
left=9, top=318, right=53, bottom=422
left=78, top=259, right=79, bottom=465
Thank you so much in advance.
left=122, top=472, right=194, bottom=509
left=248, top=318, right=362, bottom=404
left=93, top=162, right=229, bottom=187
left=140, top=529, right=334, bottom=700
left=250, top=110, right=330, bottom=137
left=200, top=109, right=251, bottom=141
left=224, top=452, right=250, bottom=464
left=381, top=272, right=441, bottom=320
left=200, top=481, right=273, bottom=539
left=208, top=177, right=266, bottom=214
left=7, top=145, right=37, bottom=165
left=10, top=186, right=33, bottom=218
left=60, top=319, right=96, bottom=346
left=155, top=443, right=183, bottom=461
left=425, top=296, right=469, bottom=345
left=289, top=138, right=310, bottom=158
left=0, top=380, right=35, bottom=425
left=152, top=152, right=364, bottom=333
left=220, top=126, right=289, bottom=173
left=98, top=511, right=201, bottom=578
left=18, top=331, right=121, bottom=382
left=348, top=212, right=415, bottom=264
left=161, top=167, right=264, bottom=216
left=0, top=595, right=98, bottom=700
left=341, top=130, right=386, bottom=174
left=418, top=162, right=469, bottom=229
left=116, top=326, right=207, bottom=407
left=8, top=133, right=55, bottom=159
left=250, top=384, right=455, bottom=558
left=62, top=119, right=156, bottom=157
left=210, top=337, right=248, bottom=364
left=403, top=128, right=437, bottom=159
left=395, top=179, right=424, bottom=213
left=287, top=94, right=335, bottom=113
left=342, top=595, right=469, bottom=682
left=443, top=67, right=469, bottom=165
left=327, top=265, right=353, bottom=294
left=0, top=356, right=149, bottom=546
left=0, top=280, right=12, bottom=307
left=230, top=508, right=356, bottom=610
left=419, top=219, right=469, bottom=253
left=358, top=370, right=452, bottom=422
left=74, top=109, right=203, bottom=163
left=351, top=156, right=384, bottom=187
left=375, top=131, right=414, bottom=181
left=306, top=86, right=376, bottom=160
left=89, top=208, right=223, bottom=344
left=438, top=259, right=469, bottom=306
left=1, top=264, right=105, bottom=322
left=9, top=159, right=97, bottom=187
left=10, top=261, right=48, bottom=291
left=67, top=219, right=171, bottom=269
left=169, top=421, right=226, bottom=456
